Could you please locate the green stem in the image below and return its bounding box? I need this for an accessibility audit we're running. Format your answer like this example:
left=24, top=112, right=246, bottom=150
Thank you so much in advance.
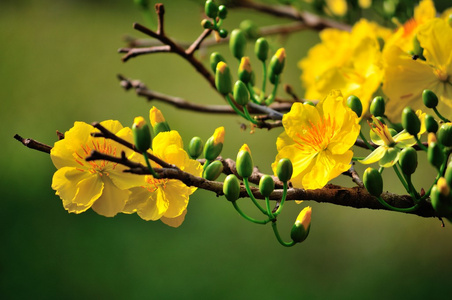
left=143, top=152, right=159, bottom=179
left=243, top=106, right=259, bottom=125
left=274, top=181, right=287, bottom=216
left=265, top=75, right=279, bottom=105
left=359, top=131, right=375, bottom=150
left=232, top=201, right=270, bottom=224
left=433, top=107, right=450, bottom=123
left=414, top=136, right=428, bottom=151
left=225, top=94, right=248, bottom=119
left=271, top=222, right=296, bottom=247
left=392, top=164, right=410, bottom=194
left=376, top=196, right=420, bottom=213
left=260, top=61, right=267, bottom=102
left=265, top=197, right=275, bottom=220
left=243, top=177, right=268, bottom=215
left=247, top=82, right=260, bottom=104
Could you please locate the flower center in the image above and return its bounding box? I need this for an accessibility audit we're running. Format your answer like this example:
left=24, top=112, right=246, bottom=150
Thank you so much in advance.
left=74, top=138, right=118, bottom=175
left=369, top=117, right=395, bottom=147
left=434, top=67, right=449, bottom=82
left=294, top=115, right=337, bottom=153
left=143, top=175, right=169, bottom=192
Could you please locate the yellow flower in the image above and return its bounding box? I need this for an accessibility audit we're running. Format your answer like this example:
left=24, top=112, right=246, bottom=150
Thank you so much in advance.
left=383, top=18, right=452, bottom=120
left=325, top=0, right=347, bottom=17
left=51, top=120, right=137, bottom=217
left=149, top=106, right=165, bottom=128
left=272, top=90, right=360, bottom=190
left=299, top=19, right=391, bottom=115
left=123, top=130, right=202, bottom=227
left=360, top=112, right=425, bottom=167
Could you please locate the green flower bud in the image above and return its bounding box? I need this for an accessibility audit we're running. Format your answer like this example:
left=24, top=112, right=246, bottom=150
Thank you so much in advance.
left=422, top=89, right=438, bottom=108
left=431, top=178, right=452, bottom=217
left=201, top=19, right=213, bottom=29
left=276, top=158, right=293, bottom=182
left=233, top=80, right=249, bottom=106
left=203, top=160, right=224, bottom=181
left=346, top=95, right=363, bottom=118
left=424, top=114, right=438, bottom=133
left=215, top=62, right=232, bottom=95
left=259, top=175, right=274, bottom=197
left=370, top=96, right=385, bottom=117
left=399, top=147, right=417, bottom=175
left=210, top=52, right=226, bottom=74
left=229, top=29, right=247, bottom=60
left=204, top=127, right=225, bottom=161
left=254, top=37, right=269, bottom=62
left=402, top=107, right=421, bottom=136
left=236, top=144, right=253, bottom=178
left=428, top=142, right=445, bottom=171
left=205, top=0, right=218, bottom=19
left=134, top=0, right=149, bottom=9
left=218, top=5, right=228, bottom=19
left=132, top=116, right=151, bottom=153
left=238, top=57, right=252, bottom=84
left=304, top=101, right=315, bottom=107
left=223, top=174, right=241, bottom=202
left=291, top=206, right=312, bottom=243
left=363, top=167, right=383, bottom=197
left=240, top=20, right=260, bottom=39
left=218, top=29, right=228, bottom=38
left=269, top=70, right=280, bottom=85
left=149, top=106, right=170, bottom=137
left=437, top=123, right=452, bottom=147
left=444, top=162, right=452, bottom=188
left=188, top=136, right=203, bottom=159
left=269, top=48, right=286, bottom=76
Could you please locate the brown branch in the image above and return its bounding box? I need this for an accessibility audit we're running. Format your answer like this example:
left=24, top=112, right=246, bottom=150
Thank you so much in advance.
left=14, top=134, right=52, bottom=154
left=119, top=45, right=171, bottom=62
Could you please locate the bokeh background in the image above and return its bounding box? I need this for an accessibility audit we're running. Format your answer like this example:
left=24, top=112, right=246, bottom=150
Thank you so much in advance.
left=2, top=0, right=452, bottom=299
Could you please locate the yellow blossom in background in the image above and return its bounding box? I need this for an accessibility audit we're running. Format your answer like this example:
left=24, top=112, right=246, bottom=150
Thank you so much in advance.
left=383, top=18, right=452, bottom=120
left=358, top=0, right=371, bottom=9
left=325, top=0, right=347, bottom=17
left=123, top=130, right=202, bottom=227
left=299, top=19, right=391, bottom=115
left=384, top=0, right=436, bottom=53
left=51, top=120, right=137, bottom=217
left=272, top=90, right=360, bottom=190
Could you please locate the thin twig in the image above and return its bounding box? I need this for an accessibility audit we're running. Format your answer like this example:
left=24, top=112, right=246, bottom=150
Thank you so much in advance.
left=14, top=134, right=52, bottom=154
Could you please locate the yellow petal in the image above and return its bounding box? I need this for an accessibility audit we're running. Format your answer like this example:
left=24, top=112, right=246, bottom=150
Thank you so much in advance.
left=359, top=146, right=387, bottom=165
left=162, top=180, right=190, bottom=218
left=160, top=209, right=187, bottom=228
left=137, top=188, right=168, bottom=221
left=417, top=19, right=452, bottom=71
left=91, top=177, right=128, bottom=217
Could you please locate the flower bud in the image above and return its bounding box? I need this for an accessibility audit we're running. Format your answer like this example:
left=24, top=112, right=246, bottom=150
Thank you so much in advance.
left=233, top=80, right=250, bottom=106
left=412, top=34, right=424, bottom=58
left=204, top=126, right=225, bottom=161
left=215, top=62, right=233, bottom=95
left=346, top=95, right=363, bottom=118
left=223, top=174, right=241, bottom=202
left=370, top=96, right=385, bottom=117
left=363, top=167, right=383, bottom=197
left=205, top=0, right=218, bottom=19
left=428, top=132, right=437, bottom=144
left=422, top=89, right=438, bottom=108
left=399, top=147, right=417, bottom=175
left=428, top=142, right=445, bottom=171
left=203, top=160, right=224, bottom=181
left=132, top=116, right=151, bottom=153
left=238, top=57, right=252, bottom=84
left=276, top=158, right=293, bottom=182
left=229, top=29, right=247, bottom=60
left=269, top=48, right=286, bottom=76
left=402, top=107, right=421, bottom=136
left=445, top=162, right=452, bottom=188
left=254, top=37, right=269, bottom=62
left=218, top=5, right=228, bottom=19
left=424, top=114, right=438, bottom=133
left=201, top=19, right=213, bottom=29
left=210, top=52, right=226, bottom=74
left=259, top=175, right=274, bottom=197
left=149, top=106, right=170, bottom=137
left=188, top=136, right=203, bottom=159
left=240, top=20, right=259, bottom=39
left=290, top=206, right=312, bottom=243
left=218, top=29, right=228, bottom=38
left=437, top=123, right=452, bottom=147
left=431, top=178, right=452, bottom=217
left=236, top=144, right=253, bottom=178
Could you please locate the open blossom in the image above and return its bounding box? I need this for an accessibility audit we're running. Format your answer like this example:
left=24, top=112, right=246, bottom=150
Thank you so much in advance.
left=51, top=120, right=138, bottom=217
left=383, top=18, right=452, bottom=120
left=123, top=130, right=202, bottom=227
left=299, top=19, right=391, bottom=115
left=272, top=90, right=360, bottom=190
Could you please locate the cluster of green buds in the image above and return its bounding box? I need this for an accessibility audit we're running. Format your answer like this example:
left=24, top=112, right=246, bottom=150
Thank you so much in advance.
left=202, top=0, right=228, bottom=38
left=431, top=167, right=452, bottom=222
left=222, top=146, right=309, bottom=246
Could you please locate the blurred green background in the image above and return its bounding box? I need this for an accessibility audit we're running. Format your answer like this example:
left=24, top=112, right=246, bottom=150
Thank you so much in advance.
left=2, top=0, right=451, bottom=299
